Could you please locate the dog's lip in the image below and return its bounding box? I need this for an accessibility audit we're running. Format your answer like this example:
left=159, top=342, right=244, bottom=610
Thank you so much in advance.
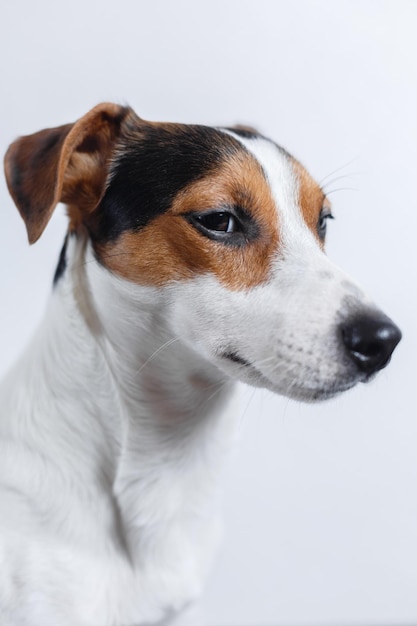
left=221, top=350, right=252, bottom=367
left=220, top=349, right=370, bottom=401
left=298, top=379, right=358, bottom=401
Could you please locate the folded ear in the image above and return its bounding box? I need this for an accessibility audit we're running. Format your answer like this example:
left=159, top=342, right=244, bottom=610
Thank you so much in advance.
left=227, top=124, right=261, bottom=139
left=4, top=103, right=134, bottom=244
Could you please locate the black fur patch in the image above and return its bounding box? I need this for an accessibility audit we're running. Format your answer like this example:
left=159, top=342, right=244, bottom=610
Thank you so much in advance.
left=89, top=124, right=247, bottom=243
left=53, top=235, right=68, bottom=286
left=225, top=126, right=260, bottom=139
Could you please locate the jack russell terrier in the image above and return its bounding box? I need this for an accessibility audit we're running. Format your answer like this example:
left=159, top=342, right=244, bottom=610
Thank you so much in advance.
left=1, top=103, right=401, bottom=625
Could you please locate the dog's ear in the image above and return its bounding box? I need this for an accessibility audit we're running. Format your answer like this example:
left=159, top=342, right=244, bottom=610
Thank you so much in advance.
left=4, top=103, right=134, bottom=244
left=227, top=124, right=261, bottom=139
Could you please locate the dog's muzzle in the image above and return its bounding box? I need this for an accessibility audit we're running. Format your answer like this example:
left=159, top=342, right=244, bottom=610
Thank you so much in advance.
left=341, top=314, right=402, bottom=376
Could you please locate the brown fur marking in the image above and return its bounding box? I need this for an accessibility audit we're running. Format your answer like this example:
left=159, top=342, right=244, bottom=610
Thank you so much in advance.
left=292, top=158, right=329, bottom=246
left=4, top=103, right=134, bottom=243
left=97, top=150, right=280, bottom=291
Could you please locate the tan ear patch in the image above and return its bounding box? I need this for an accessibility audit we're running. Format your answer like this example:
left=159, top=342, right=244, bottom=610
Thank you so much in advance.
left=4, top=103, right=133, bottom=243
left=96, top=150, right=280, bottom=291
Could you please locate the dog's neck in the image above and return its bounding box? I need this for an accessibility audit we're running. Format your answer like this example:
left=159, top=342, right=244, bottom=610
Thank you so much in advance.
left=70, top=233, right=234, bottom=424
left=0, top=232, right=235, bottom=606
left=83, top=237, right=236, bottom=544
left=6, top=229, right=233, bottom=528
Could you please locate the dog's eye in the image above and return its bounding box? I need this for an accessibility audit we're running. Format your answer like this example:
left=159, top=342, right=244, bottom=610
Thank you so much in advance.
left=317, top=209, right=334, bottom=240
left=195, top=211, right=237, bottom=233
left=186, top=207, right=259, bottom=246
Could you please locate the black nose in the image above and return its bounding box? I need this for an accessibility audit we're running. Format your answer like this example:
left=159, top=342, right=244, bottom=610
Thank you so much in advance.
left=341, top=314, right=402, bottom=375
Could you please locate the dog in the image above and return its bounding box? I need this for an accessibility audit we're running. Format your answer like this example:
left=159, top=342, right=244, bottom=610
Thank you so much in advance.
left=1, top=103, right=401, bottom=626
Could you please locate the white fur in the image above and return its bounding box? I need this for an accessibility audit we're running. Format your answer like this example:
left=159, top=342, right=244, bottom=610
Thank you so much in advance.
left=0, top=135, right=382, bottom=625
left=174, top=135, right=375, bottom=401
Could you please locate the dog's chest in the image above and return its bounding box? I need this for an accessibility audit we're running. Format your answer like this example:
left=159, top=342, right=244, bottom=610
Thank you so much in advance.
left=0, top=439, right=224, bottom=626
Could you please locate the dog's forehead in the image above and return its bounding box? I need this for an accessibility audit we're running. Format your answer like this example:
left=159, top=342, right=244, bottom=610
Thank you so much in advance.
left=94, top=122, right=249, bottom=242
left=91, top=121, right=325, bottom=289
left=227, top=130, right=326, bottom=240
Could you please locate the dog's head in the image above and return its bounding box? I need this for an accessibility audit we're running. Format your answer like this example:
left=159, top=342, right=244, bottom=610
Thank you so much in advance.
left=4, top=103, right=401, bottom=401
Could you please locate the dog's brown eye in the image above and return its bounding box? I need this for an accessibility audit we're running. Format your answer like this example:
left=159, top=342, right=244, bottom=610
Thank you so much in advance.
left=317, top=210, right=334, bottom=240
left=186, top=207, right=258, bottom=247
left=195, top=211, right=236, bottom=233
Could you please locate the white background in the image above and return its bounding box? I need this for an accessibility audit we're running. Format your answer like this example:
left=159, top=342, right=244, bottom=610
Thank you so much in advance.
left=1, top=1, right=416, bottom=625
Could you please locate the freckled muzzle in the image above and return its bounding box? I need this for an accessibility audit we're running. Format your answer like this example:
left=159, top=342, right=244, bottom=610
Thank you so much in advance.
left=340, top=313, right=402, bottom=377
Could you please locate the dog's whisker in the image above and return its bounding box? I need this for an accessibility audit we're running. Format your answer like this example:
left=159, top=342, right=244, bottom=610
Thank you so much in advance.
left=203, top=381, right=230, bottom=405
left=318, top=156, right=360, bottom=187
left=75, top=251, right=133, bottom=271
left=238, top=387, right=257, bottom=427
left=136, top=337, right=181, bottom=375
left=325, top=186, right=359, bottom=196
left=322, top=172, right=360, bottom=193
left=254, top=355, right=277, bottom=366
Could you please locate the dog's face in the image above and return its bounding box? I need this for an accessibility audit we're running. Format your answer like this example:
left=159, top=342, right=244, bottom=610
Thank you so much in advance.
left=4, top=104, right=401, bottom=402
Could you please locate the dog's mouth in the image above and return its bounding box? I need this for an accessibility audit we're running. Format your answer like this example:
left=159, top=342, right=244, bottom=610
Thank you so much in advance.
left=220, top=349, right=276, bottom=390
left=219, top=347, right=366, bottom=403
left=221, top=350, right=252, bottom=367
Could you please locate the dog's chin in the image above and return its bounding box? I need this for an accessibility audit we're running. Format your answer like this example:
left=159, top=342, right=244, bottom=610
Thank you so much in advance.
left=217, top=351, right=365, bottom=404
left=277, top=369, right=377, bottom=403
left=277, top=379, right=359, bottom=404
left=254, top=372, right=360, bottom=403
